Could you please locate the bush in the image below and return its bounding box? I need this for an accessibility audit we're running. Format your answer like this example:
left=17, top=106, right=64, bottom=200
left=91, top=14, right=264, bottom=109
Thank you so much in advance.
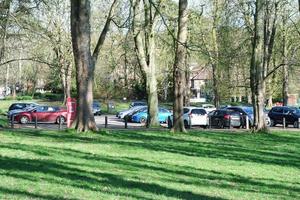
left=33, top=92, right=45, bottom=99
left=17, top=96, right=33, bottom=100
left=44, top=93, right=63, bottom=101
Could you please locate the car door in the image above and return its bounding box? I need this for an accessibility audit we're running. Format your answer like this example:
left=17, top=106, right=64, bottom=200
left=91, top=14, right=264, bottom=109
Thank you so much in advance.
left=209, top=110, right=218, bottom=127
left=190, top=109, right=207, bottom=125
left=158, top=108, right=170, bottom=122
left=45, top=106, right=59, bottom=122
left=34, top=106, right=47, bottom=122
left=284, top=108, right=294, bottom=124
left=274, top=107, right=284, bottom=123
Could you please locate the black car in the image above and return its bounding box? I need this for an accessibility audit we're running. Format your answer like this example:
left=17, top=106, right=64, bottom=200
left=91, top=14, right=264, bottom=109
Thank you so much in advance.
left=208, top=109, right=241, bottom=128
left=268, top=106, right=300, bottom=128
left=8, top=102, right=38, bottom=111
left=226, top=106, right=254, bottom=127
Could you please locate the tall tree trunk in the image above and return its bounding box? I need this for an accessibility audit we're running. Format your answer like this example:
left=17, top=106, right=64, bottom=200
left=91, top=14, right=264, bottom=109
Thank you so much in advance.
left=71, top=0, right=97, bottom=132
left=70, top=0, right=117, bottom=132
left=132, top=0, right=159, bottom=127
left=172, top=0, right=188, bottom=133
left=251, top=0, right=267, bottom=132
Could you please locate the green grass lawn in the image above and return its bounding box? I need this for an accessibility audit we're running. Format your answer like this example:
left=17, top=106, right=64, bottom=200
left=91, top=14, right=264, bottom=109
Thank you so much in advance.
left=0, top=129, right=299, bottom=200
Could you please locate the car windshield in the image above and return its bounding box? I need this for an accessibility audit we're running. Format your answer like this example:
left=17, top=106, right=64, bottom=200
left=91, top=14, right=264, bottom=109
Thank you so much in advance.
left=243, top=107, right=253, bottom=115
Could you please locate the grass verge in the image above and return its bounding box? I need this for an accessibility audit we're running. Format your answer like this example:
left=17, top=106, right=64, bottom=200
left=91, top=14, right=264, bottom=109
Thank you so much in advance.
left=0, top=129, right=299, bottom=199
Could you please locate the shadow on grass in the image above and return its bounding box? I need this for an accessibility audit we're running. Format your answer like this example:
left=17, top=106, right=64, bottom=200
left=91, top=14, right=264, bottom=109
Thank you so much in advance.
left=0, top=155, right=224, bottom=200
left=1, top=129, right=299, bottom=199
left=0, top=142, right=299, bottom=199
left=0, top=187, right=79, bottom=200
left=3, top=129, right=300, bottom=168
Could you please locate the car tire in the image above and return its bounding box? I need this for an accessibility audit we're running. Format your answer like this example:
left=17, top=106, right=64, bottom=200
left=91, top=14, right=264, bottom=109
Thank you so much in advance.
left=20, top=116, right=29, bottom=124
left=140, top=117, right=147, bottom=124
left=56, top=116, right=65, bottom=124
left=270, top=119, right=275, bottom=127
left=293, top=121, right=299, bottom=128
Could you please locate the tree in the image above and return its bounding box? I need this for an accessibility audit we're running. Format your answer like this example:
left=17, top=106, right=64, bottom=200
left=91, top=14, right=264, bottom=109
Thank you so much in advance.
left=172, top=0, right=188, bottom=133
left=70, top=0, right=117, bottom=132
left=132, top=0, right=160, bottom=127
left=250, top=0, right=279, bottom=132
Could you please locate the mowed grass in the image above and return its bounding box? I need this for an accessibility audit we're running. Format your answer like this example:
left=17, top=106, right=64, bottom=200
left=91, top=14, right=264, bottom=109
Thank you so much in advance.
left=0, top=129, right=299, bottom=200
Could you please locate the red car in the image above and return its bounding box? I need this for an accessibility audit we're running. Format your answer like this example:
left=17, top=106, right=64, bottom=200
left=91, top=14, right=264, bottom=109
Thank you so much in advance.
left=14, top=106, right=67, bottom=124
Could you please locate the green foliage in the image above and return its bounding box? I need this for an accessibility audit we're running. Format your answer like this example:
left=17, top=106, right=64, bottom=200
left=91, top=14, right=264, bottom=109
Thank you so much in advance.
left=16, top=96, right=33, bottom=100
left=44, top=93, right=63, bottom=101
left=0, top=129, right=298, bottom=199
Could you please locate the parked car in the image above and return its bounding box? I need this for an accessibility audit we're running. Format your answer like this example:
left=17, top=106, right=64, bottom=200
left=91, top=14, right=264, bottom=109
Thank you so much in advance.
left=129, top=101, right=147, bottom=108
left=8, top=102, right=38, bottom=111
left=268, top=106, right=300, bottom=128
left=183, top=107, right=208, bottom=128
left=208, top=109, right=241, bottom=128
left=131, top=108, right=172, bottom=123
left=7, top=103, right=39, bottom=120
left=14, top=105, right=67, bottom=124
left=92, top=101, right=101, bottom=116
left=226, top=106, right=271, bottom=127
left=200, top=104, right=216, bottom=113
left=226, top=106, right=254, bottom=127
left=118, top=106, right=147, bottom=119
left=125, top=106, right=148, bottom=122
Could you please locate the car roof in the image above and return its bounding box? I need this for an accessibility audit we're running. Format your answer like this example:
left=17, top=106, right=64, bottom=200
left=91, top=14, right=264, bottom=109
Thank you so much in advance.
left=184, top=106, right=205, bottom=109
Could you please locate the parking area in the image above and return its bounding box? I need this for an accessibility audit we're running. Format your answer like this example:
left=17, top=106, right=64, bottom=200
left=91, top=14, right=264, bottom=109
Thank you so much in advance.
left=7, top=114, right=300, bottom=132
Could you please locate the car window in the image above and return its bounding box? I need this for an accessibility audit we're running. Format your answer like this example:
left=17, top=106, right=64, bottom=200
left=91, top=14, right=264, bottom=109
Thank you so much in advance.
left=243, top=107, right=253, bottom=115
left=36, top=106, right=46, bottom=112
left=214, top=110, right=222, bottom=115
left=272, top=107, right=283, bottom=113
left=48, top=107, right=55, bottom=112
left=159, top=108, right=169, bottom=113
left=191, top=109, right=206, bottom=115
left=10, top=104, right=26, bottom=110
left=183, top=108, right=190, bottom=114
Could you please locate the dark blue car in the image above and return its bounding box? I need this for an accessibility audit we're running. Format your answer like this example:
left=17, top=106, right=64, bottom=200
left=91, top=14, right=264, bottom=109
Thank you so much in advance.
left=268, top=106, right=300, bottom=128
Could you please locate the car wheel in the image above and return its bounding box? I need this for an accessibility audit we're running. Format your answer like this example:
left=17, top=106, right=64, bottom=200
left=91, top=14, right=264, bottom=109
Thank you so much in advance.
left=293, top=121, right=299, bottom=128
left=20, top=116, right=29, bottom=124
left=56, top=116, right=65, bottom=124
left=140, top=117, right=147, bottom=124
left=270, top=119, right=275, bottom=127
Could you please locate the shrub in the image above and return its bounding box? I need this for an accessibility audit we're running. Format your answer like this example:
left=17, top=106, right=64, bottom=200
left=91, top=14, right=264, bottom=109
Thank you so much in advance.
left=17, top=96, right=33, bottom=100
left=44, top=93, right=63, bottom=101
left=4, top=96, right=13, bottom=100
left=33, top=92, right=44, bottom=99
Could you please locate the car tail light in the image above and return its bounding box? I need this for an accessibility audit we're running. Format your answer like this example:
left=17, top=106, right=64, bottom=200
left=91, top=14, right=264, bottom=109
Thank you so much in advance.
left=224, top=114, right=231, bottom=120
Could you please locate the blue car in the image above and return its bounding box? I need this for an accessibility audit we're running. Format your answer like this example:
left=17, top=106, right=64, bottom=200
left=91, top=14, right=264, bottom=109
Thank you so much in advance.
left=132, top=108, right=172, bottom=123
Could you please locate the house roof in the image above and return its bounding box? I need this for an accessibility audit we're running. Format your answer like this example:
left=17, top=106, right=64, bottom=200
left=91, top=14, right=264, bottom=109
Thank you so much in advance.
left=190, top=66, right=211, bottom=80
